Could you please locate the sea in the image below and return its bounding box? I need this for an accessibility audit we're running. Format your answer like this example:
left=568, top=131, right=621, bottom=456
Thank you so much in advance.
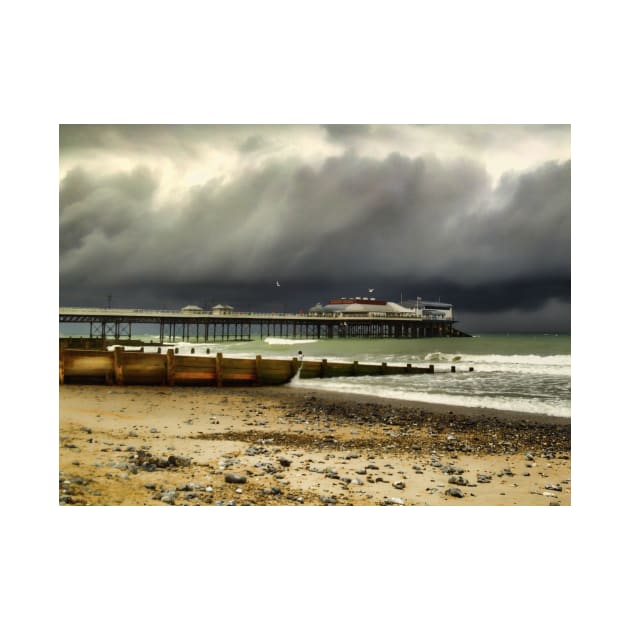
left=60, top=325, right=571, bottom=417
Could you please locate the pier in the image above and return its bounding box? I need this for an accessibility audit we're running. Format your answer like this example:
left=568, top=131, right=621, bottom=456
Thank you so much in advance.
left=59, top=306, right=470, bottom=345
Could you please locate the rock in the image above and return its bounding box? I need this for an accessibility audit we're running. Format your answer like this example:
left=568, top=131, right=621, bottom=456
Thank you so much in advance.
left=225, top=473, right=247, bottom=484
left=161, top=491, right=177, bottom=505
left=545, top=484, right=562, bottom=492
left=443, top=465, right=464, bottom=475
left=263, top=486, right=282, bottom=496
left=448, top=475, right=469, bottom=486
left=446, top=487, right=465, bottom=498
left=278, top=456, right=292, bottom=467
left=392, top=481, right=406, bottom=490
left=381, top=497, right=405, bottom=506
left=477, top=474, right=492, bottom=483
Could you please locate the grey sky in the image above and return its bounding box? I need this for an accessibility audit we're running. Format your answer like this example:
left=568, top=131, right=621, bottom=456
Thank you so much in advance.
left=59, top=124, right=570, bottom=332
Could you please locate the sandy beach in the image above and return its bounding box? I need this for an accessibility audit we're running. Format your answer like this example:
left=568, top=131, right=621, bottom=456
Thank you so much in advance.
left=59, top=384, right=570, bottom=506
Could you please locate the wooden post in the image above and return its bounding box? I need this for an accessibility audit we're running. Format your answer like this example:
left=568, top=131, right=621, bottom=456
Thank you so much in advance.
left=166, top=349, right=175, bottom=386
left=451, top=365, right=456, bottom=373
left=320, top=358, right=327, bottom=378
left=216, top=352, right=223, bottom=387
left=429, top=364, right=434, bottom=374
left=255, top=355, right=262, bottom=385
left=406, top=363, right=412, bottom=373
left=353, top=360, right=358, bottom=375
left=114, top=347, right=124, bottom=385
left=381, top=362, right=387, bottom=374
left=59, top=346, right=65, bottom=385
left=469, top=367, right=474, bottom=372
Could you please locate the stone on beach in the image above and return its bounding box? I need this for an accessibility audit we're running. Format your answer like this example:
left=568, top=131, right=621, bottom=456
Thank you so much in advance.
left=225, top=473, right=247, bottom=484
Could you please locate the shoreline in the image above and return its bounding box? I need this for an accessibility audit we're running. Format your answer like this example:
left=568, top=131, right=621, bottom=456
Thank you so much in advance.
left=59, top=384, right=571, bottom=506
left=280, top=383, right=570, bottom=425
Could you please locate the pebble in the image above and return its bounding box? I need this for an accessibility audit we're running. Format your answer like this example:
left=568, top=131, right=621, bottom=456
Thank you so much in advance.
left=381, top=497, right=405, bottom=506
left=448, top=475, right=469, bottom=486
left=443, top=465, right=464, bottom=475
left=392, top=481, right=406, bottom=490
left=161, top=491, right=177, bottom=505
left=225, top=473, right=247, bottom=484
left=446, top=487, right=464, bottom=498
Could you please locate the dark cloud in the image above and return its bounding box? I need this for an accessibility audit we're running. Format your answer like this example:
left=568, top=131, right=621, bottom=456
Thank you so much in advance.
left=60, top=124, right=207, bottom=158
left=238, top=135, right=270, bottom=153
left=322, top=124, right=374, bottom=141
left=59, top=143, right=570, bottom=333
left=414, top=124, right=570, bottom=149
left=60, top=166, right=157, bottom=256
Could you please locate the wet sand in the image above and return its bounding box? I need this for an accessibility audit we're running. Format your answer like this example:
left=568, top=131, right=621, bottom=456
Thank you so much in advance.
left=59, top=384, right=570, bottom=506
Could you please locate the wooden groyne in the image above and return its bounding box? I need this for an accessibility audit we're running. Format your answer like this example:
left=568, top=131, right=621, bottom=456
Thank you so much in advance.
left=59, top=348, right=448, bottom=387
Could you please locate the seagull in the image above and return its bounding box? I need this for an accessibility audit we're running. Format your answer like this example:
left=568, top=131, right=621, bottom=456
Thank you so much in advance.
left=276, top=281, right=281, bottom=287
left=368, top=288, right=374, bottom=293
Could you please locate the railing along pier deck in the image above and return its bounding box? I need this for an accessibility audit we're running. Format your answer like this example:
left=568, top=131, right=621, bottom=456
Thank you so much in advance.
left=60, top=307, right=468, bottom=345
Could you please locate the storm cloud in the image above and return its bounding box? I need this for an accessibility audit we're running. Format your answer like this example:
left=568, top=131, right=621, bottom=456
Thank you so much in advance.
left=59, top=124, right=570, bottom=332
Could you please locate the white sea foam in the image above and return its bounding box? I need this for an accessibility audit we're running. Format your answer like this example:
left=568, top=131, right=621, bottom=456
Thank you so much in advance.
left=264, top=337, right=319, bottom=346
left=287, top=377, right=570, bottom=417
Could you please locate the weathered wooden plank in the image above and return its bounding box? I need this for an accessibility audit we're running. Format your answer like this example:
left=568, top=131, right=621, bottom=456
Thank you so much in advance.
left=173, top=356, right=217, bottom=369
left=63, top=350, right=115, bottom=383
left=174, top=371, right=217, bottom=382
left=119, top=352, right=167, bottom=385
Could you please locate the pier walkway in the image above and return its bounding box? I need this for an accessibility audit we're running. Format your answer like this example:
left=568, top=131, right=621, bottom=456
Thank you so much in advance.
left=60, top=306, right=469, bottom=343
